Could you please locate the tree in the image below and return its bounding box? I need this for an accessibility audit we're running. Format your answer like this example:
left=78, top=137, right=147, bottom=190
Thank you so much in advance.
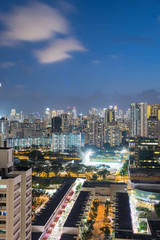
left=76, top=183, right=82, bottom=192
left=28, top=150, right=43, bottom=160
left=100, top=226, right=110, bottom=240
left=92, top=173, right=98, bottom=181
left=32, top=162, right=44, bottom=176
left=65, top=163, right=84, bottom=176
left=98, top=169, right=110, bottom=180
left=139, top=221, right=147, bottom=231
left=85, top=165, right=95, bottom=173
left=120, top=160, right=129, bottom=176
left=44, top=166, right=50, bottom=177
left=51, top=161, right=63, bottom=177
left=155, top=203, right=160, bottom=219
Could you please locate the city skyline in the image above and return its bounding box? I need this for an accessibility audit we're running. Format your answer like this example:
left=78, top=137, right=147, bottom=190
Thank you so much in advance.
left=1, top=0, right=160, bottom=113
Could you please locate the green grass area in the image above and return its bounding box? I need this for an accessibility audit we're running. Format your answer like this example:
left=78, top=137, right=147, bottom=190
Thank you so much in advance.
left=32, top=177, right=64, bottom=189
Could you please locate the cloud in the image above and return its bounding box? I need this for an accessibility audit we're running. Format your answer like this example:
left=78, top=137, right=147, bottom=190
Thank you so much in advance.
left=110, top=55, right=118, bottom=59
left=17, top=60, right=33, bottom=76
left=57, top=0, right=76, bottom=13
left=92, top=60, right=100, bottom=64
left=0, top=61, right=16, bottom=68
left=136, top=89, right=160, bottom=103
left=112, top=36, right=155, bottom=46
left=35, top=38, right=86, bottom=63
left=112, top=89, right=160, bottom=109
left=0, top=1, right=86, bottom=64
left=0, top=1, right=69, bottom=45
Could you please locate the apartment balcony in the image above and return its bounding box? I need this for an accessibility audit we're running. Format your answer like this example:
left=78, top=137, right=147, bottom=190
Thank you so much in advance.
left=14, top=193, right=21, bottom=201
left=26, top=221, right=31, bottom=230
left=0, top=196, right=6, bottom=201
left=26, top=191, right=32, bottom=199
left=13, top=228, right=20, bottom=240
left=0, top=223, right=6, bottom=228
left=0, top=215, right=6, bottom=221
left=0, top=206, right=6, bottom=211
left=14, top=201, right=20, bottom=211
left=26, top=199, right=32, bottom=207
left=14, top=218, right=20, bottom=228
left=14, top=184, right=20, bottom=192
left=0, top=229, right=6, bottom=238
left=26, top=176, right=32, bottom=184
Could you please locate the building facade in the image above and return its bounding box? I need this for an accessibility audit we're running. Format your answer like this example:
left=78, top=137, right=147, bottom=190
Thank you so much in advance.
left=130, top=102, right=147, bottom=137
left=129, top=137, right=160, bottom=168
left=0, top=148, right=32, bottom=240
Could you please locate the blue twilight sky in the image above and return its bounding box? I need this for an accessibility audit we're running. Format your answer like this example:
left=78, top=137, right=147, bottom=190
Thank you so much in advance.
left=0, top=0, right=160, bottom=114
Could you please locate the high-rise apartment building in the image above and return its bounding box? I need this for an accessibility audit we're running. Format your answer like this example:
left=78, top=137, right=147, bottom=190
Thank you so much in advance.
left=129, top=137, right=160, bottom=168
left=61, top=114, right=70, bottom=133
left=52, top=117, right=62, bottom=133
left=105, top=125, right=122, bottom=147
left=104, top=109, right=115, bottom=126
left=51, top=133, right=85, bottom=152
left=130, top=102, right=147, bottom=137
left=148, top=116, right=160, bottom=139
left=0, top=118, right=9, bottom=147
left=147, top=104, right=160, bottom=120
left=86, top=115, right=105, bottom=147
left=72, top=107, right=77, bottom=120
left=0, top=148, right=32, bottom=240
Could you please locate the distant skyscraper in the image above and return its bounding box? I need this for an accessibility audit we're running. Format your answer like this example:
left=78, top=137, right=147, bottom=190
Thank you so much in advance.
left=104, top=109, right=115, bottom=126
left=11, top=109, right=16, bottom=116
left=87, top=115, right=105, bottom=147
left=51, top=110, right=57, bottom=118
left=148, top=116, right=160, bottom=139
left=130, top=102, right=147, bottom=137
left=89, top=107, right=99, bottom=116
left=72, top=107, right=77, bottom=120
left=52, top=117, right=62, bottom=133
left=56, top=110, right=65, bottom=116
left=61, top=114, right=69, bottom=133
left=105, top=125, right=122, bottom=146
left=147, top=104, right=160, bottom=120
left=10, top=109, right=16, bottom=121
left=19, top=111, right=24, bottom=123
left=0, top=118, right=9, bottom=147
left=129, top=137, right=160, bottom=168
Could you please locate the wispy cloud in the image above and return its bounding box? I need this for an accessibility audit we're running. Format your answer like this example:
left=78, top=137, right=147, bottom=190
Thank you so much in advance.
left=92, top=60, right=100, bottom=64
left=110, top=55, right=118, bottom=59
left=57, top=0, right=76, bottom=13
left=157, top=15, right=160, bottom=21
left=0, top=1, right=86, bottom=63
left=35, top=38, right=86, bottom=64
left=112, top=36, right=156, bottom=46
left=0, top=2, right=68, bottom=45
left=0, top=61, right=16, bottom=68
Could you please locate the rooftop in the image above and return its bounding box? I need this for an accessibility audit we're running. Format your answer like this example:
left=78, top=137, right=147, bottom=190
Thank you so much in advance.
left=129, top=168, right=160, bottom=174
left=32, top=179, right=75, bottom=226
left=135, top=187, right=160, bottom=193
left=60, top=234, right=78, bottom=240
left=1, top=173, right=20, bottom=179
left=148, top=220, right=160, bottom=239
left=82, top=181, right=125, bottom=188
left=31, top=232, right=43, bottom=240
left=132, top=180, right=160, bottom=184
left=114, top=192, right=132, bottom=231
left=64, top=191, right=90, bottom=228
left=0, top=147, right=11, bottom=150
left=115, top=230, right=157, bottom=240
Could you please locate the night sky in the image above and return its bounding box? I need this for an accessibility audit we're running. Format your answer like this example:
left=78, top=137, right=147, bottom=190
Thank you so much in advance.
left=0, top=0, right=160, bottom=115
